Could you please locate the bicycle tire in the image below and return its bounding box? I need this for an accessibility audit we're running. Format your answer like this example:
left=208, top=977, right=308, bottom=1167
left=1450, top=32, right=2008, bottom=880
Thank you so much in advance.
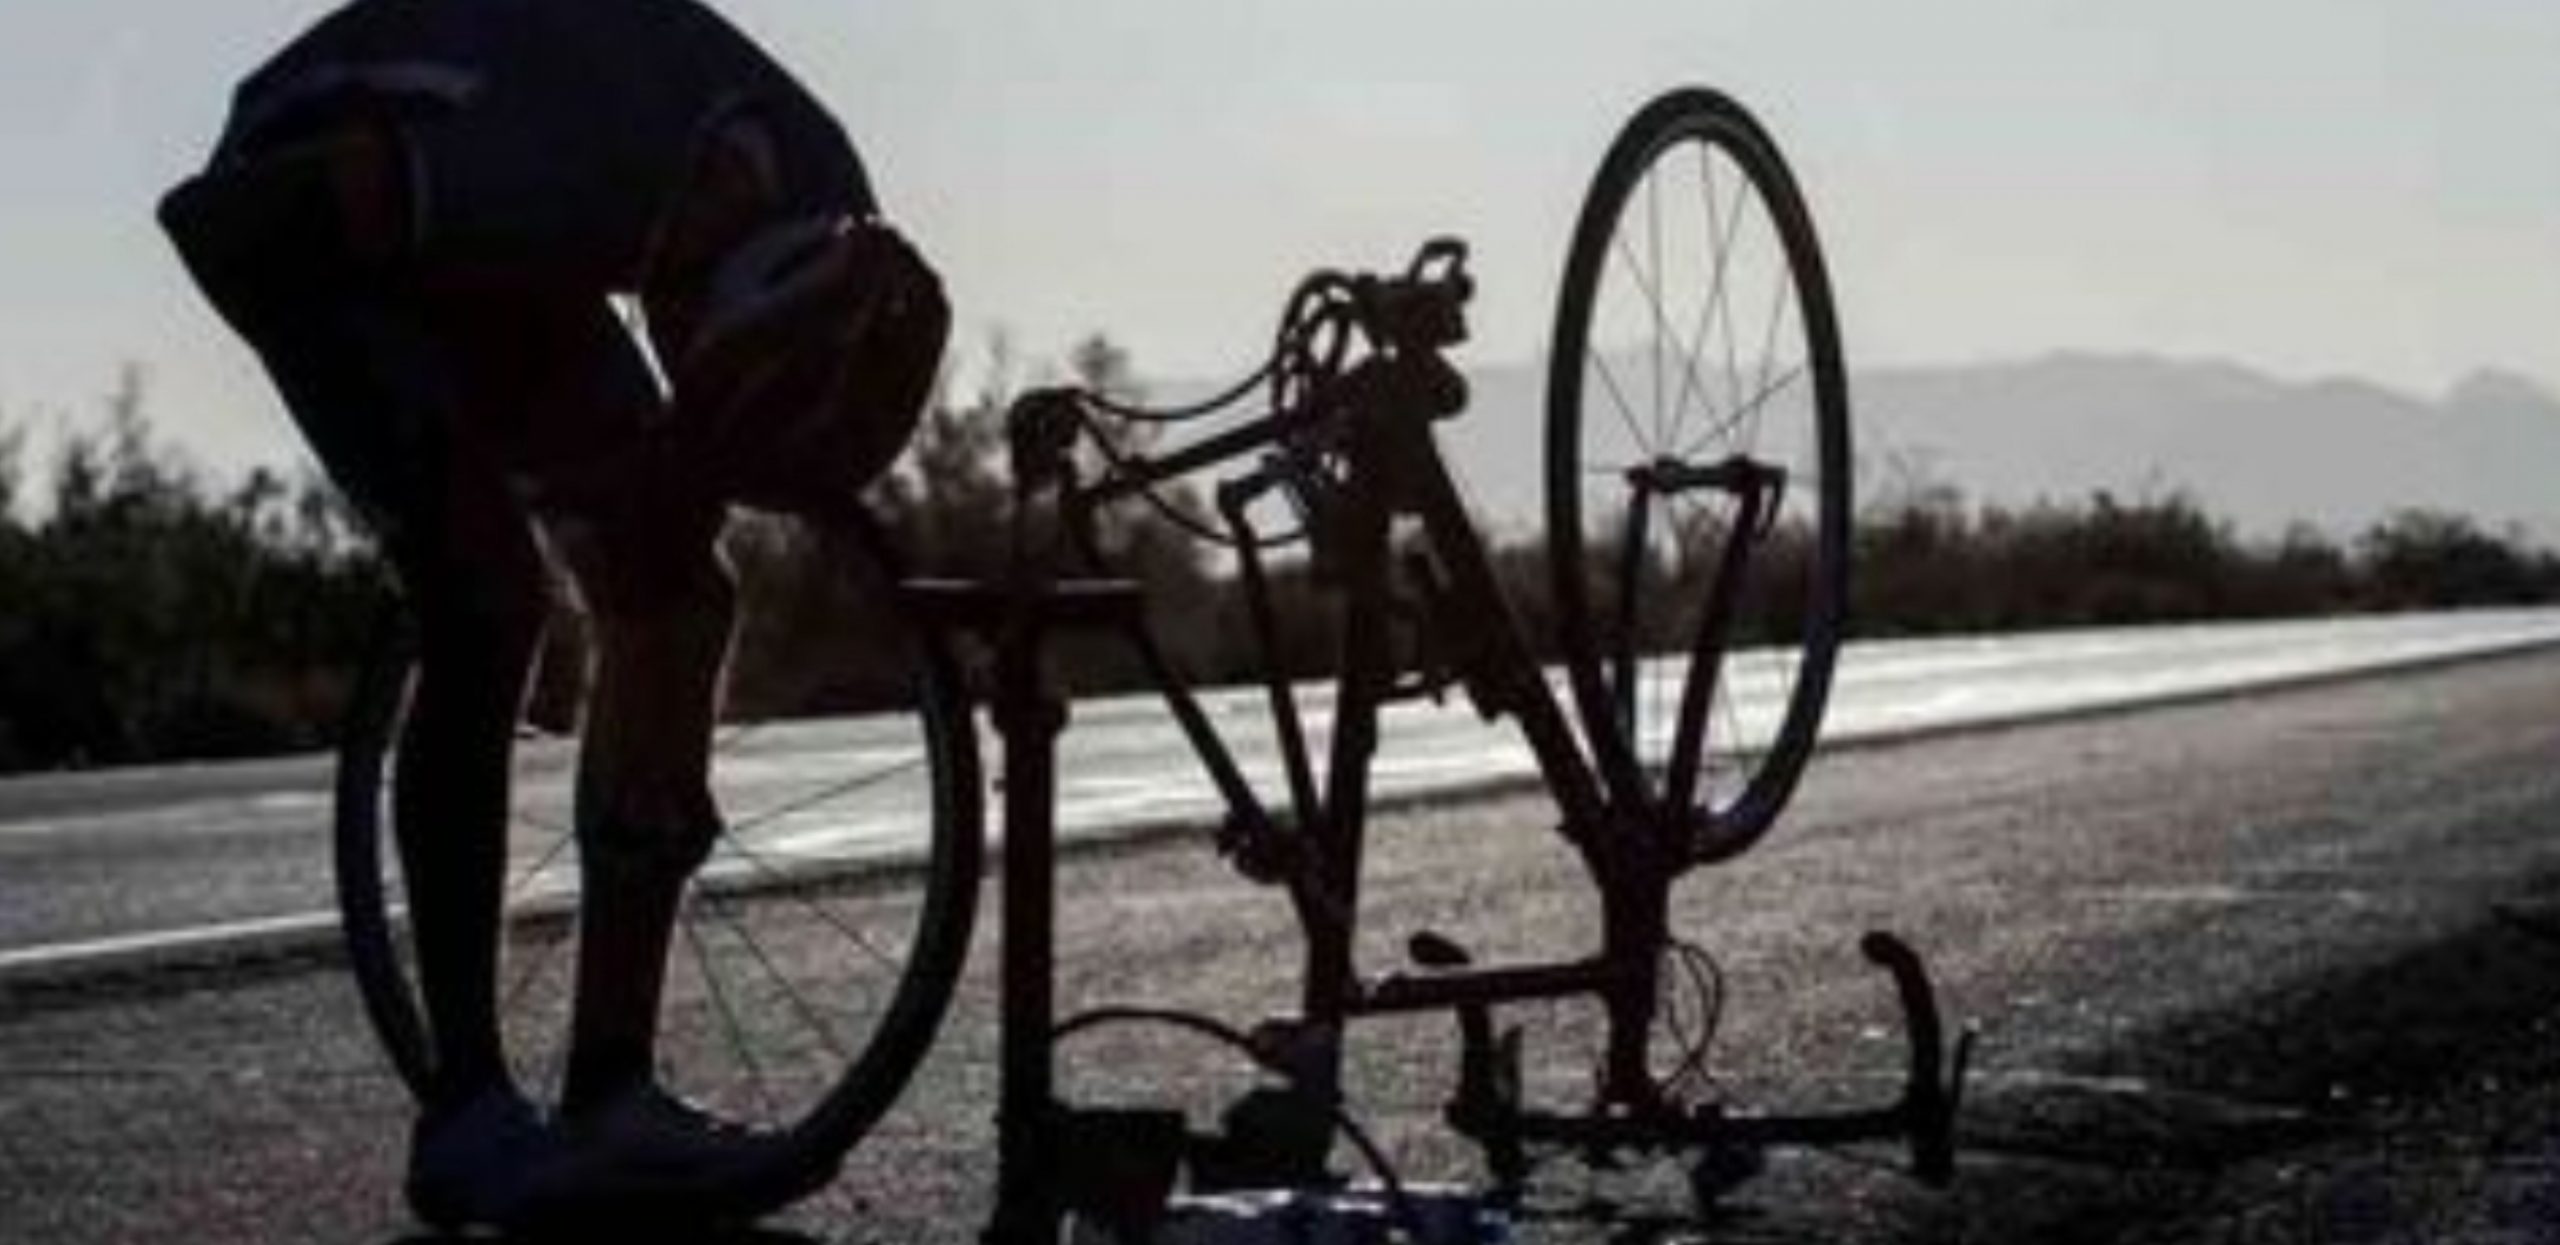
left=333, top=507, right=981, bottom=1183
left=1545, top=88, right=1851, bottom=864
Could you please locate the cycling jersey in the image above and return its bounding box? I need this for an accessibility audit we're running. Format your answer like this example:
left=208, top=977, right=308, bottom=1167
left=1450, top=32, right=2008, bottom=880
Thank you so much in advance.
left=214, top=0, right=876, bottom=291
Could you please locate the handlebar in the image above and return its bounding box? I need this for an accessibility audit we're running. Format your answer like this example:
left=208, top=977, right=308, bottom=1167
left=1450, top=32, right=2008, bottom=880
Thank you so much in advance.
left=1355, top=237, right=1473, bottom=354
left=1004, top=238, right=1479, bottom=509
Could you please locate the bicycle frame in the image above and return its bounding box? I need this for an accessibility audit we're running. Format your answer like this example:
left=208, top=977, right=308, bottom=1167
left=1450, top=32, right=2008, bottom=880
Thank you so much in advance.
left=1016, top=240, right=1739, bottom=1110
left=991, top=237, right=1961, bottom=1215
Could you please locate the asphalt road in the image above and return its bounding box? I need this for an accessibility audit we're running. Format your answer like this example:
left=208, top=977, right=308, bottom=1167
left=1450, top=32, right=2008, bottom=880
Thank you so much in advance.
left=15, top=608, right=2558, bottom=967
left=7, top=647, right=2560, bottom=1243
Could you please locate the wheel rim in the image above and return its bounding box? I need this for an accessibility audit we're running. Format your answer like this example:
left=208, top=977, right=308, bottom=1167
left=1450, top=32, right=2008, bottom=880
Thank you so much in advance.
left=1548, top=91, right=1850, bottom=859
left=336, top=511, right=979, bottom=1162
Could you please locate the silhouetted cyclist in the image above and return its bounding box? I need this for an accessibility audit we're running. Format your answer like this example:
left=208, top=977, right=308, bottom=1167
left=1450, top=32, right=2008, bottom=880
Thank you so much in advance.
left=159, top=0, right=946, bottom=1231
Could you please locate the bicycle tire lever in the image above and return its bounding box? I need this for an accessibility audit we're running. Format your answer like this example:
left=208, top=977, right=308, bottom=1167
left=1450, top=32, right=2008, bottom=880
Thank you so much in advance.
left=1859, top=930, right=1970, bottom=1186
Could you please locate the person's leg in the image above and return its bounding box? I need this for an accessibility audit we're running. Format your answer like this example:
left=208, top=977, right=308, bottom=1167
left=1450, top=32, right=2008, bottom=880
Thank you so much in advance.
left=541, top=486, right=822, bottom=1217
left=166, top=135, right=573, bottom=1243
left=260, top=299, right=550, bottom=1109
left=462, top=293, right=738, bottom=1115
left=163, top=141, right=545, bottom=1110
left=394, top=463, right=551, bottom=1106
left=554, top=514, right=735, bottom=1112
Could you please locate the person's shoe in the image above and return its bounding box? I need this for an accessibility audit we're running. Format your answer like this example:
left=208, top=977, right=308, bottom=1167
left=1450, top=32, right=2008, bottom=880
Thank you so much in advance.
left=403, top=1083, right=561, bottom=1233
left=532, top=1083, right=836, bottom=1228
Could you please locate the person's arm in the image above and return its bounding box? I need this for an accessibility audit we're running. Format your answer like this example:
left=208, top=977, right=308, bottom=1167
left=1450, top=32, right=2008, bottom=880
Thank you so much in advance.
left=637, top=110, right=790, bottom=379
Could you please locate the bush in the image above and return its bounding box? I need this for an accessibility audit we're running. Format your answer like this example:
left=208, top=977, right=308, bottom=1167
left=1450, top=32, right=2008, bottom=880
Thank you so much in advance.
left=0, top=368, right=384, bottom=771
left=7, top=358, right=2555, bottom=775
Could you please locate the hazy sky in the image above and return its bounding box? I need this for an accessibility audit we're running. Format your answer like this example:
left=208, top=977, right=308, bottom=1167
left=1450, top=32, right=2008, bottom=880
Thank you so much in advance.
left=2, top=0, right=2555, bottom=481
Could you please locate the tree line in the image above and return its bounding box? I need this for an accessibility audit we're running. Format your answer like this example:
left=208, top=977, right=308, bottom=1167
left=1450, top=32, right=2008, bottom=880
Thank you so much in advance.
left=1850, top=477, right=2560, bottom=635
left=3, top=352, right=2556, bottom=774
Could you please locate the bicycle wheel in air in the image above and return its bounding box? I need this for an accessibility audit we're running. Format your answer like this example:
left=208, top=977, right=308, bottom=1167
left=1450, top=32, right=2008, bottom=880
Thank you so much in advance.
left=334, top=508, right=981, bottom=1181
left=1546, top=89, right=1851, bottom=864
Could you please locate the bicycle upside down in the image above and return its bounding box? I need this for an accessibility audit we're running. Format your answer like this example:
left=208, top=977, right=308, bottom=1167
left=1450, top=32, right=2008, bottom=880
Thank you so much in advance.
left=975, top=93, right=1970, bottom=1231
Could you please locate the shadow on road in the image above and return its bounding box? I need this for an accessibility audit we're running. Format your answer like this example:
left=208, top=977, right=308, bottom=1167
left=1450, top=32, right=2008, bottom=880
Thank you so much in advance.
left=2073, top=894, right=2560, bottom=1111
left=1943, top=890, right=2560, bottom=1241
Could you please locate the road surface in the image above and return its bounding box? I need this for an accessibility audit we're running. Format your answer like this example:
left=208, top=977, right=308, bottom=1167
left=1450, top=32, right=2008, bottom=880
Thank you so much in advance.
left=6, top=607, right=2558, bottom=971
left=6, top=646, right=2560, bottom=1242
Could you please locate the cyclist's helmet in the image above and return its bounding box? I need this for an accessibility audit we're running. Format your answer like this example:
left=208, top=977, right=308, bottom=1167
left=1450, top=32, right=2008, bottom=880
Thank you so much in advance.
left=671, top=214, right=946, bottom=508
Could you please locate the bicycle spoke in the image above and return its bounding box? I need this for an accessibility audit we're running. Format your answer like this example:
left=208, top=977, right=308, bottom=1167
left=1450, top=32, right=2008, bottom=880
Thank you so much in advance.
left=697, top=891, right=854, bottom=1067
left=711, top=828, right=906, bottom=977
left=504, top=820, right=578, bottom=899
left=1663, top=146, right=1734, bottom=461
left=1648, top=162, right=1666, bottom=449
left=495, top=813, right=579, bottom=1049
left=1711, top=156, right=1749, bottom=433
left=678, top=897, right=783, bottom=1121
left=1588, top=348, right=1651, bottom=454
left=500, top=917, right=572, bottom=1015
left=1610, top=231, right=1723, bottom=457
left=1674, top=142, right=1750, bottom=456
left=1669, top=143, right=1751, bottom=455
left=523, top=938, right=575, bottom=1098
left=728, top=752, right=929, bottom=839
left=1675, top=364, right=1807, bottom=462
left=1748, top=258, right=1797, bottom=450
left=496, top=918, right=572, bottom=1099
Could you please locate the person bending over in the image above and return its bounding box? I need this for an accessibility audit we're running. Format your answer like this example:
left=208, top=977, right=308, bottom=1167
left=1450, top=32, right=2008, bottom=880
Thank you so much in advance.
left=160, top=0, right=946, bottom=1230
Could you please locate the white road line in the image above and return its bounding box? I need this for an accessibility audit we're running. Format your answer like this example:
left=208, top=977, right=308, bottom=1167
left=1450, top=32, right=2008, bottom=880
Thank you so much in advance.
left=0, top=910, right=345, bottom=988
left=7, top=609, right=2560, bottom=986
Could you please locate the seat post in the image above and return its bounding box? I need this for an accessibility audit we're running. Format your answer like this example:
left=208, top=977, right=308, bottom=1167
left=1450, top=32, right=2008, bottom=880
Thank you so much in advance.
left=906, top=578, right=1146, bottom=1245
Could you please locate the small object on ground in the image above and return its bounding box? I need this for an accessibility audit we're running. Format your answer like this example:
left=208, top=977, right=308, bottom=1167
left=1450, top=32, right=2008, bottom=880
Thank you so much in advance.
left=1079, top=1183, right=1508, bottom=1245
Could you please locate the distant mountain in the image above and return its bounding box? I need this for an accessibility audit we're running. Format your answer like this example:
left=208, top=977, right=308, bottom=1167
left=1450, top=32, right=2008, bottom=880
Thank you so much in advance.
left=1430, top=352, right=2560, bottom=547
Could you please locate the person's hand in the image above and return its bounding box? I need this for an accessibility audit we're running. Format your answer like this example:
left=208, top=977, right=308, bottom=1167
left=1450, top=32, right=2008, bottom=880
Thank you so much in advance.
left=681, top=220, right=947, bottom=516
left=835, top=222, right=950, bottom=445
left=730, top=222, right=949, bottom=514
